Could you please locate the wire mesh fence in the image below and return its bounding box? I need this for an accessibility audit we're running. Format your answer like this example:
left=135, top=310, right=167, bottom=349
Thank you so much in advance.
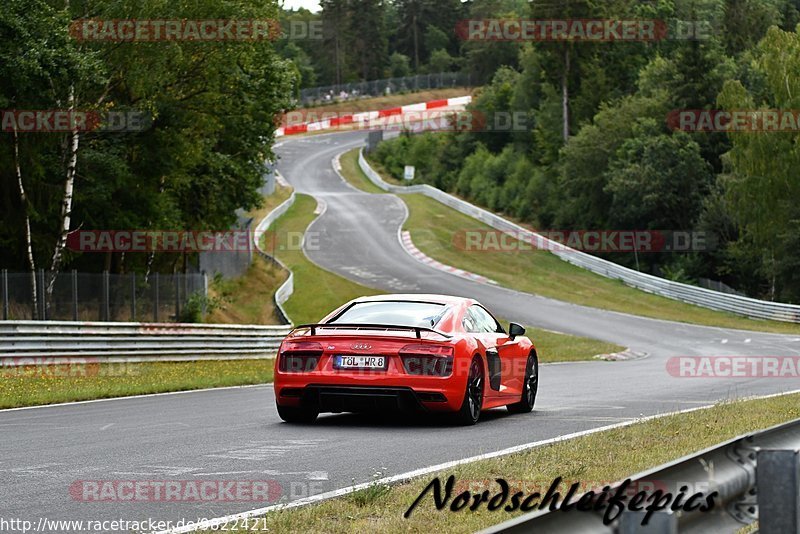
left=0, top=270, right=207, bottom=322
left=298, top=72, right=472, bottom=106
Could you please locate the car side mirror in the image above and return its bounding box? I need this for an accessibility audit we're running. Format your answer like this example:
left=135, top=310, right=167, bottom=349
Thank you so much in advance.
left=509, top=322, right=525, bottom=341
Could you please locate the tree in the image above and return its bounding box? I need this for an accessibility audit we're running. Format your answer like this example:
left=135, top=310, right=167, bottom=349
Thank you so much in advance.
left=389, top=52, right=412, bottom=77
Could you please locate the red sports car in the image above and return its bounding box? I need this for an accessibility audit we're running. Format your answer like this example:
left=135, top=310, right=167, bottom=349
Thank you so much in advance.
left=274, top=294, right=538, bottom=425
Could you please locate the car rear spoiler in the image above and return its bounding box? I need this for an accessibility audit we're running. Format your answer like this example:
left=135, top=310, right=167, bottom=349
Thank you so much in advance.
left=289, top=323, right=453, bottom=339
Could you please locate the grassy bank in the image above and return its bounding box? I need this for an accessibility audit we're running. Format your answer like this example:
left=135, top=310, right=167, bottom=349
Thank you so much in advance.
left=220, top=392, right=800, bottom=533
left=338, top=148, right=800, bottom=334
left=0, top=360, right=274, bottom=409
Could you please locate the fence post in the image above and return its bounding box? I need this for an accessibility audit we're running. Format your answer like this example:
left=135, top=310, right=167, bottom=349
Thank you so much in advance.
left=102, top=271, right=110, bottom=321
left=1, top=269, right=7, bottom=320
left=202, top=272, right=208, bottom=319
left=38, top=269, right=46, bottom=320
left=757, top=449, right=800, bottom=533
left=131, top=272, right=136, bottom=322
left=153, top=272, right=159, bottom=322
left=72, top=270, right=78, bottom=321
left=174, top=274, right=180, bottom=321
left=1, top=269, right=7, bottom=321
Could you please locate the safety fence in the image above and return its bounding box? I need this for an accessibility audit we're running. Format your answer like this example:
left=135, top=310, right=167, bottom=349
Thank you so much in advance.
left=0, top=270, right=207, bottom=323
left=299, top=72, right=472, bottom=106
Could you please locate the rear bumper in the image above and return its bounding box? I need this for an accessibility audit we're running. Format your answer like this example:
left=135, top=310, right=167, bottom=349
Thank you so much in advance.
left=276, top=384, right=459, bottom=413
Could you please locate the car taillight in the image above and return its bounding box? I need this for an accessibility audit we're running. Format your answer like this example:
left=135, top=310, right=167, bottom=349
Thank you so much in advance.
left=399, top=344, right=454, bottom=376
left=279, top=341, right=323, bottom=373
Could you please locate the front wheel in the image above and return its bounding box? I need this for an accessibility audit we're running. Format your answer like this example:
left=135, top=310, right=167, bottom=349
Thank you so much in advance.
left=507, top=352, right=538, bottom=414
left=453, top=356, right=484, bottom=426
left=277, top=404, right=318, bottom=424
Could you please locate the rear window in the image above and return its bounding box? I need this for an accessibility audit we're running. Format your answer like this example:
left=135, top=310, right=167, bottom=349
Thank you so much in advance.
left=329, top=301, right=448, bottom=328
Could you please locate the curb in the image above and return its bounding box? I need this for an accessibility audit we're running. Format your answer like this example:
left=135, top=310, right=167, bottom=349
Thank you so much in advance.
left=399, top=230, right=497, bottom=285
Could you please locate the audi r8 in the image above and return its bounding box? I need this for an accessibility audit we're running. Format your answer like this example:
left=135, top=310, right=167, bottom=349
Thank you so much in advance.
left=274, top=294, right=538, bottom=425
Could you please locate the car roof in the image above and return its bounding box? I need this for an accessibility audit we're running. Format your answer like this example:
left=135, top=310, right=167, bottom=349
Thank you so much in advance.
left=351, top=294, right=473, bottom=306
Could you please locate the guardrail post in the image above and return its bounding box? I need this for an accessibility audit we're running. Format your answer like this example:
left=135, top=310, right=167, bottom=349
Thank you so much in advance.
left=2, top=269, right=8, bottom=320
left=618, top=511, right=677, bottom=534
left=71, top=270, right=78, bottom=321
left=153, top=272, right=159, bottom=322
left=130, top=272, right=136, bottom=321
left=757, top=449, right=800, bottom=533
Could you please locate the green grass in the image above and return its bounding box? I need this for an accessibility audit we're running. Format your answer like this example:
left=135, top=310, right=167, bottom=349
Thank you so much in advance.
left=210, top=392, right=800, bottom=533
left=266, top=193, right=385, bottom=324
left=0, top=360, right=274, bottom=409
left=338, top=148, right=800, bottom=335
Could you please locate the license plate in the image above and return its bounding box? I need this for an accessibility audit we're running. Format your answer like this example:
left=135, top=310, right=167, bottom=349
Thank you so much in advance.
left=335, top=355, right=386, bottom=370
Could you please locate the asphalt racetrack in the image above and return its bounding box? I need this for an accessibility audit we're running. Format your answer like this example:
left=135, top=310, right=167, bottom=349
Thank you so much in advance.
left=2, top=130, right=799, bottom=530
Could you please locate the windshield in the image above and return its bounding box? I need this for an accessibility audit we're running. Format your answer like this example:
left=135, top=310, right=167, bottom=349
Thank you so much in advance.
left=329, top=301, right=448, bottom=328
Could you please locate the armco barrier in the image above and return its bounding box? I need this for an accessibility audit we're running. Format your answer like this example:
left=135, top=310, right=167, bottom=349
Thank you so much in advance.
left=480, top=416, right=800, bottom=533
left=358, top=148, right=800, bottom=323
left=253, top=189, right=296, bottom=325
left=0, top=321, right=292, bottom=362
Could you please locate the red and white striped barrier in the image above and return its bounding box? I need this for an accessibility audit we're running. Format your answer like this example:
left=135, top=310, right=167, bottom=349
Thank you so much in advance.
left=276, top=95, right=472, bottom=137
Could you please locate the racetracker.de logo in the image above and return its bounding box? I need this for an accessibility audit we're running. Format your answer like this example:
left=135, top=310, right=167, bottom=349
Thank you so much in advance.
left=455, top=19, right=712, bottom=42
left=1, top=110, right=149, bottom=133
left=667, top=356, right=800, bottom=378
left=668, top=109, right=800, bottom=132
left=69, top=480, right=282, bottom=502
left=69, top=19, right=282, bottom=42
left=452, top=230, right=711, bottom=253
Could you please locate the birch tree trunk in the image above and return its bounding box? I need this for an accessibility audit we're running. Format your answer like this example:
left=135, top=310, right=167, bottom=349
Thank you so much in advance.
left=47, top=85, right=79, bottom=297
left=13, top=126, right=38, bottom=312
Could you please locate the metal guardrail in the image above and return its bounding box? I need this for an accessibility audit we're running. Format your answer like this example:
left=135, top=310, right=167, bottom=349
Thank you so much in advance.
left=358, top=148, right=800, bottom=323
left=253, top=190, right=296, bottom=325
left=479, top=417, right=800, bottom=533
left=0, top=320, right=292, bottom=362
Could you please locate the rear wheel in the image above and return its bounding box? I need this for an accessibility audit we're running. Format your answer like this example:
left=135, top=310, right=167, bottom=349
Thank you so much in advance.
left=453, top=356, right=484, bottom=425
left=277, top=404, right=318, bottom=424
left=507, top=352, right=538, bottom=414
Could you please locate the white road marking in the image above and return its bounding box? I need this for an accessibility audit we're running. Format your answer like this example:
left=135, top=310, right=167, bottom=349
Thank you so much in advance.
left=100, top=423, right=115, bottom=430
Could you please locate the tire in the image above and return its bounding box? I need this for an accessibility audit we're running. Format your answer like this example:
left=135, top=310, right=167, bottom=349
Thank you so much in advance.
left=453, top=356, right=484, bottom=426
left=507, top=352, right=538, bottom=414
left=277, top=404, right=318, bottom=424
